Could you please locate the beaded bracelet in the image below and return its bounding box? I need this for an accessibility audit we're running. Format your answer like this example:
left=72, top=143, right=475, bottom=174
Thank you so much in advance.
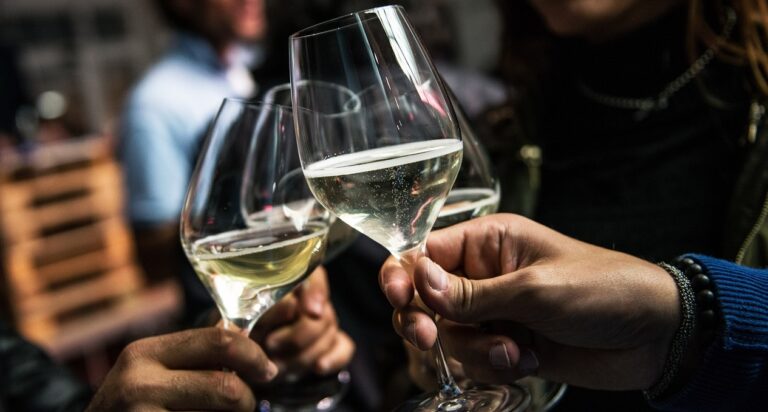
left=644, top=262, right=695, bottom=400
left=673, top=257, right=718, bottom=345
left=644, top=256, right=719, bottom=400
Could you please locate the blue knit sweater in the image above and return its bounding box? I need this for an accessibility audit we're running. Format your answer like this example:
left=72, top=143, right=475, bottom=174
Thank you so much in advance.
left=651, top=254, right=768, bottom=411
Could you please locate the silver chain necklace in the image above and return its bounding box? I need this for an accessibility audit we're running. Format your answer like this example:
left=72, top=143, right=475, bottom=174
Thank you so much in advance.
left=578, top=8, right=736, bottom=121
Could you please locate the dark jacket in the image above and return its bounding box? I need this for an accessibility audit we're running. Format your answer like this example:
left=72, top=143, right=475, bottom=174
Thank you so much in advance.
left=0, top=321, right=92, bottom=412
left=724, top=100, right=768, bottom=268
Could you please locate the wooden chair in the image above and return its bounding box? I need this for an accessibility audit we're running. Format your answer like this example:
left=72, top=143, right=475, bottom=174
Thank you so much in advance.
left=0, top=136, right=181, bottom=383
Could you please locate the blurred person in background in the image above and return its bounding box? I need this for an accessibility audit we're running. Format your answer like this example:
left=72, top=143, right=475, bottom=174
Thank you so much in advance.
left=382, top=0, right=768, bottom=410
left=118, top=0, right=355, bottom=397
left=1, top=267, right=353, bottom=411
left=119, top=0, right=270, bottom=323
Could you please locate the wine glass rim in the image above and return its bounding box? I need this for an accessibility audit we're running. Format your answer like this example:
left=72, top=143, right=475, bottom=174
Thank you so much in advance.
left=268, top=80, right=358, bottom=95
left=290, top=4, right=406, bottom=39
left=221, top=97, right=293, bottom=113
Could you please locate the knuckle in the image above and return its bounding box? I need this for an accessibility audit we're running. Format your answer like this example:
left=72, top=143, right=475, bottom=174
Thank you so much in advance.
left=121, top=339, right=147, bottom=362
left=211, top=327, right=236, bottom=355
left=215, top=371, right=245, bottom=406
left=449, top=277, right=477, bottom=322
left=501, top=213, right=526, bottom=233
left=118, top=339, right=150, bottom=369
left=514, top=269, right=543, bottom=301
left=342, top=333, right=356, bottom=356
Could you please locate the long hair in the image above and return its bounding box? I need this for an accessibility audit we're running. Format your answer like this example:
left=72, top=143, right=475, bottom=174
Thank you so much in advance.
left=690, top=0, right=768, bottom=96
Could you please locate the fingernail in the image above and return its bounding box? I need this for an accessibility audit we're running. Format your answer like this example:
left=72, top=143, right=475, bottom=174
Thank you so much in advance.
left=264, top=361, right=279, bottom=380
left=308, top=298, right=324, bottom=317
left=266, top=336, right=279, bottom=352
left=316, top=357, right=331, bottom=374
left=427, top=261, right=447, bottom=291
left=489, top=342, right=511, bottom=369
left=408, top=321, right=418, bottom=347
left=518, top=349, right=539, bottom=375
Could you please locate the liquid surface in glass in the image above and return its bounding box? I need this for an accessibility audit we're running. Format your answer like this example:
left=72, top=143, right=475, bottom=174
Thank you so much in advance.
left=434, top=187, right=500, bottom=229
left=303, top=139, right=462, bottom=255
left=189, top=222, right=327, bottom=321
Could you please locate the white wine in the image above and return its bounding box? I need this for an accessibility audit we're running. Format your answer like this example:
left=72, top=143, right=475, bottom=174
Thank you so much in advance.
left=434, top=187, right=500, bottom=229
left=188, top=222, right=328, bottom=321
left=303, top=139, right=462, bottom=255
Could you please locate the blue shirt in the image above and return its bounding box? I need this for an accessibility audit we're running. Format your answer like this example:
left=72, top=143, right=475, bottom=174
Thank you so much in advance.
left=652, top=255, right=768, bottom=411
left=119, top=34, right=255, bottom=225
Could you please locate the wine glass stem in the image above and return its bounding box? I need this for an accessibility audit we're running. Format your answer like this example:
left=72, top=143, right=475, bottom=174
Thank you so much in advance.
left=222, top=316, right=258, bottom=336
left=400, top=246, right=463, bottom=400
left=219, top=317, right=258, bottom=373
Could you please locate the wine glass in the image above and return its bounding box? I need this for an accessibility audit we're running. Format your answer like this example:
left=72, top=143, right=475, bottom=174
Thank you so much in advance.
left=263, top=82, right=361, bottom=262
left=290, top=5, right=529, bottom=412
left=180, top=99, right=329, bottom=342
left=437, top=96, right=568, bottom=411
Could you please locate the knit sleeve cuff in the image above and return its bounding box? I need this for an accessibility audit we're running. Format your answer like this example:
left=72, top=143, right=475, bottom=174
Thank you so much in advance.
left=650, top=254, right=768, bottom=411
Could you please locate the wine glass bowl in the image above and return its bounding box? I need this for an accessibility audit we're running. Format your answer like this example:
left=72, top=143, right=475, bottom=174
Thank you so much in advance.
left=180, top=100, right=330, bottom=334
left=291, top=8, right=462, bottom=256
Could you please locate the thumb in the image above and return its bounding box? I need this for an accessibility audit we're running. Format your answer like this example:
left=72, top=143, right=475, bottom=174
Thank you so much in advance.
left=413, top=256, right=520, bottom=324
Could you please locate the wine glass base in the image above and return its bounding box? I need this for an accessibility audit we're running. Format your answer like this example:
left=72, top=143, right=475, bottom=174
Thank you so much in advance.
left=394, top=384, right=530, bottom=412
left=254, top=370, right=351, bottom=412
left=517, top=377, right=567, bottom=411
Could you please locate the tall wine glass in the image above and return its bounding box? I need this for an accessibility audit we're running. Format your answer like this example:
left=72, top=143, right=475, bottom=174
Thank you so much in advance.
left=180, top=99, right=330, bottom=338
left=290, top=6, right=528, bottom=411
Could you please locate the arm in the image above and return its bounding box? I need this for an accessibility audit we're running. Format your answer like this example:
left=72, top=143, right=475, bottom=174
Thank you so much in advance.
left=380, top=214, right=768, bottom=410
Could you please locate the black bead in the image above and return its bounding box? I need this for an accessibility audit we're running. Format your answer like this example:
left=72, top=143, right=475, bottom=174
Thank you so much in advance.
left=692, top=274, right=711, bottom=289
left=682, top=257, right=696, bottom=266
left=700, top=309, right=716, bottom=326
left=685, top=264, right=703, bottom=277
left=697, top=290, right=715, bottom=307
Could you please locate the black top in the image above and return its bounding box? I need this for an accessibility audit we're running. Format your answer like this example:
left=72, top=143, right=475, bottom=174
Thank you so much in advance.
left=535, top=6, right=749, bottom=263
left=533, top=6, right=750, bottom=411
